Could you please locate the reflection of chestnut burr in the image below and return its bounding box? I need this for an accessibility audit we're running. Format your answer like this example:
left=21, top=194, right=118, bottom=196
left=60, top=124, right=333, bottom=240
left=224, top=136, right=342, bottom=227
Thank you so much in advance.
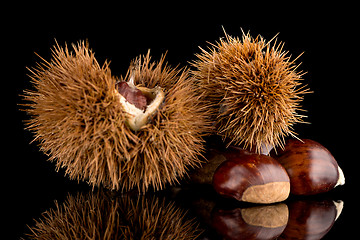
left=24, top=190, right=202, bottom=239
left=271, top=139, right=345, bottom=195
left=212, top=203, right=289, bottom=240
left=279, top=199, right=344, bottom=240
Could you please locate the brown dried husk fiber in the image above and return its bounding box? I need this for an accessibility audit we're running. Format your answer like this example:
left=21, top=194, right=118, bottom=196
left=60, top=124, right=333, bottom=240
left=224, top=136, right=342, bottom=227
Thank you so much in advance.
left=192, top=31, right=310, bottom=153
left=23, top=191, right=202, bottom=240
left=24, top=41, right=212, bottom=192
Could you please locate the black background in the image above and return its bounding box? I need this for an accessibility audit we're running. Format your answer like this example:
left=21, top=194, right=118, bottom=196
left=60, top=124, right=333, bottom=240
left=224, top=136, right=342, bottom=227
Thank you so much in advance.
left=7, top=2, right=358, bottom=239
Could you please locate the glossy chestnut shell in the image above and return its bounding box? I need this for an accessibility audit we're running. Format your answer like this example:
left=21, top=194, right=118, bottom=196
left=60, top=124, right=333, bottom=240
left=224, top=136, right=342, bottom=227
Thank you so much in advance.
left=271, top=139, right=340, bottom=195
left=213, top=151, right=290, bottom=204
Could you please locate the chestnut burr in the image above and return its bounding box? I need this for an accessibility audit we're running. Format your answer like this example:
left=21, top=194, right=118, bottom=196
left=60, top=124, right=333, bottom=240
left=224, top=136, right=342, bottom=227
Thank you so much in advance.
left=24, top=42, right=212, bottom=193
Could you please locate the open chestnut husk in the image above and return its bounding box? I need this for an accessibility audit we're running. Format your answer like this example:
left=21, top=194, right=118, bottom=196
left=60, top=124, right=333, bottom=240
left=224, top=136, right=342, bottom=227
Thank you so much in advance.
left=271, top=139, right=345, bottom=195
left=212, top=149, right=290, bottom=204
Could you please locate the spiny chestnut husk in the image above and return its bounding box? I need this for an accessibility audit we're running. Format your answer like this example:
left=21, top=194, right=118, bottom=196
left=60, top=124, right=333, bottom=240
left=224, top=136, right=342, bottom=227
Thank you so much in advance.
left=24, top=41, right=212, bottom=192
left=271, top=139, right=345, bottom=195
left=192, top=31, right=310, bottom=153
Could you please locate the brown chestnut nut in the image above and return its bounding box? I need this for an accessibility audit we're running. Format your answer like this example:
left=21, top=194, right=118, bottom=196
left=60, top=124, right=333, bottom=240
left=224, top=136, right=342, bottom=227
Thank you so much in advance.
left=213, top=151, right=290, bottom=204
left=271, top=139, right=345, bottom=195
left=189, top=147, right=253, bottom=185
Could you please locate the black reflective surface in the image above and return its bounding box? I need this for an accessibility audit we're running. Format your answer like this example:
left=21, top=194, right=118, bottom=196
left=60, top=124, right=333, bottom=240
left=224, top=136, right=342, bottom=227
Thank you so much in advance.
left=9, top=3, right=357, bottom=239
left=17, top=185, right=349, bottom=240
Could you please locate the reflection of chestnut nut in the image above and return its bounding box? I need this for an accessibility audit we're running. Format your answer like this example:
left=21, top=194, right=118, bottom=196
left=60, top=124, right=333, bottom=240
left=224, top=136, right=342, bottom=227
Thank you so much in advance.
left=271, top=139, right=345, bottom=195
left=213, top=152, right=290, bottom=204
left=212, top=203, right=289, bottom=240
left=279, top=200, right=344, bottom=240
